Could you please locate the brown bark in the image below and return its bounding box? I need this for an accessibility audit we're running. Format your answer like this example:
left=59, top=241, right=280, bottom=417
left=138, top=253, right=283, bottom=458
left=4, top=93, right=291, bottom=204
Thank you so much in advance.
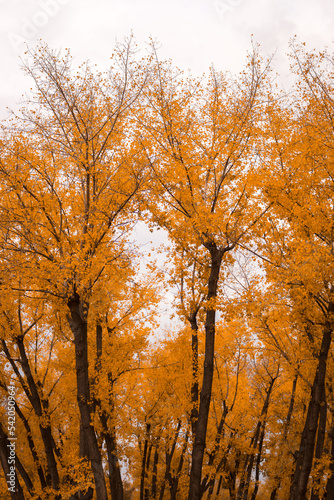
left=170, top=422, right=190, bottom=500
left=151, top=442, right=160, bottom=499
left=237, top=375, right=276, bottom=500
left=250, top=421, right=266, bottom=500
left=0, top=423, right=26, bottom=500
left=159, top=420, right=182, bottom=500
left=15, top=404, right=47, bottom=491
left=310, top=396, right=327, bottom=500
left=189, top=314, right=199, bottom=437
left=101, top=410, right=124, bottom=500
left=188, top=243, right=223, bottom=500
left=67, top=291, right=108, bottom=500
left=290, top=304, right=333, bottom=500
left=140, top=423, right=151, bottom=500
left=270, top=372, right=298, bottom=500
left=144, top=443, right=153, bottom=500
left=94, top=324, right=123, bottom=500
left=325, top=405, right=334, bottom=498
left=201, top=402, right=229, bottom=494
left=15, top=334, right=60, bottom=492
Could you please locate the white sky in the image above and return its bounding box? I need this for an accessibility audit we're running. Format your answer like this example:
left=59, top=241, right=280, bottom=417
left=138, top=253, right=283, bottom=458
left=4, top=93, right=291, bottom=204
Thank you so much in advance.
left=1, top=0, right=333, bottom=118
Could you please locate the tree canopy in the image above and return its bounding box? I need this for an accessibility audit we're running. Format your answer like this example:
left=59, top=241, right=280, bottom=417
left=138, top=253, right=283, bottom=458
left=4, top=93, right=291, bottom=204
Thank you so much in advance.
left=0, top=38, right=334, bottom=500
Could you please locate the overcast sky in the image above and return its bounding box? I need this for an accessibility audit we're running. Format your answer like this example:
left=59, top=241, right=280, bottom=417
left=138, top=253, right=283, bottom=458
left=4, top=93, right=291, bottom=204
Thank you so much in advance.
left=1, top=0, right=333, bottom=118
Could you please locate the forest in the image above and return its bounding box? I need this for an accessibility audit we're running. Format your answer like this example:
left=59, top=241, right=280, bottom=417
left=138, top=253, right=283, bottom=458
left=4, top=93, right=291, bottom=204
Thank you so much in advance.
left=0, top=37, right=333, bottom=500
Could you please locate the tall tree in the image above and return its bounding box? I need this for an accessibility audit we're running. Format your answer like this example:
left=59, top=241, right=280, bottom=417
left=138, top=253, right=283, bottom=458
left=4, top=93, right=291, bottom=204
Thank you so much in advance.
left=0, top=39, right=151, bottom=500
left=258, top=42, right=334, bottom=500
left=139, top=45, right=270, bottom=499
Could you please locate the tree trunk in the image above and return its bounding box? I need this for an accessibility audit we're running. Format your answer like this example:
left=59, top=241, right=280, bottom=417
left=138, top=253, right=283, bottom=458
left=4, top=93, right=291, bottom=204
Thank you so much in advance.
left=0, top=423, right=26, bottom=500
left=290, top=306, right=333, bottom=500
left=201, top=402, right=229, bottom=494
left=144, top=443, right=153, bottom=500
left=101, top=412, right=124, bottom=500
left=310, top=396, right=327, bottom=500
left=325, top=404, right=334, bottom=498
left=270, top=372, right=298, bottom=500
left=188, top=244, right=223, bottom=500
left=237, top=375, right=276, bottom=500
left=170, top=422, right=190, bottom=500
left=95, top=324, right=124, bottom=500
left=160, top=420, right=182, bottom=500
left=15, top=396, right=47, bottom=490
left=151, top=442, right=160, bottom=499
left=250, top=421, right=266, bottom=500
left=140, top=423, right=151, bottom=500
left=190, top=314, right=199, bottom=437
left=15, top=335, right=60, bottom=493
left=67, top=291, right=108, bottom=500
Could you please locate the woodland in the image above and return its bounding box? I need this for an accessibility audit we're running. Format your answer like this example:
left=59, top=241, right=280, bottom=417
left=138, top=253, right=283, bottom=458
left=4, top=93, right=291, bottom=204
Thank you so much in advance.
left=0, top=37, right=333, bottom=500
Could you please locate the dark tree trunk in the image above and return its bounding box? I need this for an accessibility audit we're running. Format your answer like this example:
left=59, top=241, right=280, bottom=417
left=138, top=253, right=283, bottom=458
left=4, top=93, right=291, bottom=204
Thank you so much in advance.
left=290, top=306, right=333, bottom=500
left=159, top=420, right=182, bottom=500
left=67, top=291, right=108, bottom=500
left=325, top=404, right=334, bottom=498
left=237, top=375, right=276, bottom=500
left=216, top=475, right=223, bottom=498
left=228, top=466, right=238, bottom=500
left=151, top=442, right=160, bottom=499
left=310, top=395, right=327, bottom=500
left=101, top=411, right=124, bottom=500
left=15, top=399, right=47, bottom=490
left=201, top=402, right=229, bottom=494
left=188, top=244, right=223, bottom=500
left=15, top=335, right=60, bottom=493
left=190, top=314, right=199, bottom=436
left=0, top=423, right=26, bottom=500
left=144, top=444, right=153, bottom=500
left=270, top=372, right=298, bottom=500
left=170, top=422, right=190, bottom=500
left=250, top=421, right=266, bottom=500
left=140, top=423, right=151, bottom=500
left=94, top=325, right=123, bottom=500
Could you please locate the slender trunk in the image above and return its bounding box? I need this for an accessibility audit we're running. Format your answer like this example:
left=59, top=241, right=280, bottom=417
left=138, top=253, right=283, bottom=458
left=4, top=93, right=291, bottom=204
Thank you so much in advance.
left=15, top=401, right=47, bottom=490
left=101, top=412, right=124, bottom=500
left=250, top=421, right=266, bottom=500
left=67, top=291, right=108, bottom=500
left=95, top=325, right=123, bottom=500
left=228, top=467, right=238, bottom=500
left=151, top=442, right=160, bottom=499
left=201, top=403, right=229, bottom=493
left=216, top=476, right=223, bottom=498
left=140, top=423, right=151, bottom=500
left=325, top=403, right=334, bottom=497
left=188, top=244, right=223, bottom=500
left=16, top=335, right=60, bottom=492
left=290, top=306, right=333, bottom=500
left=284, top=372, right=299, bottom=441
left=0, top=423, right=27, bottom=500
left=144, top=444, right=153, bottom=500
left=270, top=372, right=298, bottom=500
left=170, top=422, right=190, bottom=500
left=190, top=315, right=199, bottom=436
left=159, top=420, right=182, bottom=500
left=310, top=396, right=327, bottom=500
left=237, top=376, right=276, bottom=500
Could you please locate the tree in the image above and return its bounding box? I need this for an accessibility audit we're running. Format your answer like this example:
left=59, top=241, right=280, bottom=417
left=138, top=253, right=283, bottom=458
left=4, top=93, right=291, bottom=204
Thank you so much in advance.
left=0, top=39, right=153, bottom=500
left=257, top=42, right=334, bottom=500
left=138, top=45, right=270, bottom=499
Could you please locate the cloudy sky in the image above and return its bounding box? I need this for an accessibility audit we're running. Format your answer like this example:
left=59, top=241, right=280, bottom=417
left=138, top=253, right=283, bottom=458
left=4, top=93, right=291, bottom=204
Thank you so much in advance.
left=1, top=0, right=333, bottom=118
